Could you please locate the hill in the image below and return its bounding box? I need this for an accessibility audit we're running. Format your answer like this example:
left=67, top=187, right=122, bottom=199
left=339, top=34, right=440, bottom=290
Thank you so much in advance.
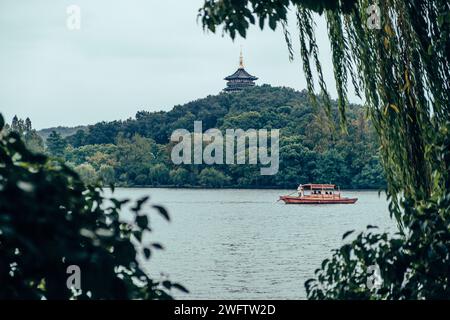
left=38, top=125, right=87, bottom=141
left=55, top=85, right=384, bottom=189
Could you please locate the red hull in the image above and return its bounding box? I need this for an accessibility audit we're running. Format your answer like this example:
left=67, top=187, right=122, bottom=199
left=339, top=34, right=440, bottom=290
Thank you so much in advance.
left=280, top=196, right=358, bottom=204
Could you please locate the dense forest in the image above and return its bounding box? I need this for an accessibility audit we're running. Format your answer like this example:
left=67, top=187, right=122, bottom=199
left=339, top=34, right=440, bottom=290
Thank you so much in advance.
left=8, top=85, right=385, bottom=189
left=36, top=85, right=385, bottom=188
left=21, top=85, right=384, bottom=189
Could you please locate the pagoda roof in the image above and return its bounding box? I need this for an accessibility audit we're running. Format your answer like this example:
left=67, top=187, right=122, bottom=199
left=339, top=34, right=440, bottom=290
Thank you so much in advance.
left=224, top=67, right=258, bottom=81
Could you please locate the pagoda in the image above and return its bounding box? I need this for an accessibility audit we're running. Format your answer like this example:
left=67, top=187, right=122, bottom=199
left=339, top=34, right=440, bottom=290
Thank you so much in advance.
left=224, top=50, right=258, bottom=92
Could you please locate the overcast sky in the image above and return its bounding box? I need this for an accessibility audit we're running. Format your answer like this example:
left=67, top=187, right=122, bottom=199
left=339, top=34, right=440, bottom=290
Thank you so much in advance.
left=0, top=0, right=360, bottom=129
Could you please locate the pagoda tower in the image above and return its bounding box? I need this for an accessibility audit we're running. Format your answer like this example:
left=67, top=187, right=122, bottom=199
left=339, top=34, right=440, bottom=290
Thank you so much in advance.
left=224, top=49, right=258, bottom=92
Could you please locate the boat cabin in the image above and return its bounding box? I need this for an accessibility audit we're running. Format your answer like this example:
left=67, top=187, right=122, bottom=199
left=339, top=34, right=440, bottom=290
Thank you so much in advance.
left=297, top=184, right=340, bottom=198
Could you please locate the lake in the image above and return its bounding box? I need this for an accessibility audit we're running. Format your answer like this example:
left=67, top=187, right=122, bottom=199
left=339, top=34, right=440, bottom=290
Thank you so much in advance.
left=112, top=188, right=396, bottom=299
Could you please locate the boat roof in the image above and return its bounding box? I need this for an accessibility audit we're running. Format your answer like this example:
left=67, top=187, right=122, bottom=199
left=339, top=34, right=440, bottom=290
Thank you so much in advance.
left=300, top=184, right=336, bottom=190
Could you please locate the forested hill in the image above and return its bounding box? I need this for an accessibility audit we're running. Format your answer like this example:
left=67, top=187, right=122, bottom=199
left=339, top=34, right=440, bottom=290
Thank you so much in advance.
left=65, top=85, right=312, bottom=146
left=48, top=85, right=385, bottom=189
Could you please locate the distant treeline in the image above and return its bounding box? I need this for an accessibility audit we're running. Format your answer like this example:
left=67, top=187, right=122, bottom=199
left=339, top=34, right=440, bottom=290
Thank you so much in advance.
left=26, top=85, right=385, bottom=189
left=38, top=125, right=87, bottom=141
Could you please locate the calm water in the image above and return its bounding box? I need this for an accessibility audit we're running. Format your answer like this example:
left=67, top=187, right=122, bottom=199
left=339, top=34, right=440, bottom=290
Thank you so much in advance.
left=112, top=188, right=396, bottom=299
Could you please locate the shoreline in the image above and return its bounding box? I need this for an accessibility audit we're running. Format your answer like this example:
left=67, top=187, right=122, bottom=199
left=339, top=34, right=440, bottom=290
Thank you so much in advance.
left=105, top=185, right=385, bottom=192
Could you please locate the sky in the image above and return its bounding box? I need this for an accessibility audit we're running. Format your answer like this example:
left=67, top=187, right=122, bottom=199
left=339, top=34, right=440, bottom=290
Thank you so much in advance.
left=0, top=0, right=360, bottom=129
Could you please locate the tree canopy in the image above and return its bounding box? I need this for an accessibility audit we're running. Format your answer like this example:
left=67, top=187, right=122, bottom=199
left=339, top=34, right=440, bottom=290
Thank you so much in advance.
left=54, top=86, right=384, bottom=189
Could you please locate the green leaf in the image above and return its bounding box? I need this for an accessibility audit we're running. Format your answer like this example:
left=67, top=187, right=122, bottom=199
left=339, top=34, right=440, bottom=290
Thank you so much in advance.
left=153, top=205, right=170, bottom=221
left=269, top=16, right=277, bottom=30
left=172, top=283, right=189, bottom=293
left=136, top=215, right=149, bottom=229
left=162, top=280, right=171, bottom=290
left=342, top=230, right=355, bottom=240
left=152, top=243, right=164, bottom=250
left=143, top=248, right=151, bottom=259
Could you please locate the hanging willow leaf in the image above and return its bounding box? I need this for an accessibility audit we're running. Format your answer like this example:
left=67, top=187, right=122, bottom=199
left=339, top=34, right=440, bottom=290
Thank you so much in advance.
left=199, top=0, right=450, bottom=299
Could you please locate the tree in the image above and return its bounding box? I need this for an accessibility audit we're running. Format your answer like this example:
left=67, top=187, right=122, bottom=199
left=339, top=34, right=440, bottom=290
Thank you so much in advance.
left=11, top=115, right=19, bottom=132
left=64, top=144, right=118, bottom=167
left=116, top=134, right=157, bottom=166
left=0, top=114, right=186, bottom=299
left=221, top=111, right=263, bottom=130
left=24, top=130, right=45, bottom=154
left=199, top=0, right=450, bottom=299
left=351, top=156, right=385, bottom=189
left=10, top=115, right=27, bottom=135
left=83, top=121, right=120, bottom=145
left=276, top=143, right=317, bottom=187
left=148, top=164, right=170, bottom=186
left=46, top=131, right=67, bottom=157
left=98, top=164, right=116, bottom=185
left=313, top=149, right=350, bottom=187
left=25, top=117, right=32, bottom=132
left=169, top=168, right=191, bottom=187
left=115, top=134, right=160, bottom=185
left=198, top=168, right=231, bottom=187
left=66, top=129, right=87, bottom=148
left=87, top=151, right=113, bottom=170
left=7, top=116, right=44, bottom=154
left=75, top=163, right=98, bottom=185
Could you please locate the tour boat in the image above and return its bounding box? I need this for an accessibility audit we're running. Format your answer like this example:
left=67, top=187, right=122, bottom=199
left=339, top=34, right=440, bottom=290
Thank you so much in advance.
left=279, top=184, right=358, bottom=204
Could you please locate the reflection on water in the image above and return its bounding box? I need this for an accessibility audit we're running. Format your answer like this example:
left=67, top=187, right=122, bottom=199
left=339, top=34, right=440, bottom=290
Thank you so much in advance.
left=112, top=188, right=396, bottom=299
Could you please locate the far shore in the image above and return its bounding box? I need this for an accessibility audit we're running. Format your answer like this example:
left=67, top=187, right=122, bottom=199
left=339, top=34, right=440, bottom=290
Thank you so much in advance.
left=104, top=185, right=385, bottom=192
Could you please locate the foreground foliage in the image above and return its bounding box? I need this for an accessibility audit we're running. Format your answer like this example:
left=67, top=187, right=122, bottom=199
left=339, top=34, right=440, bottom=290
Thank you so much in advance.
left=308, top=123, right=450, bottom=299
left=0, top=115, right=185, bottom=299
left=199, top=0, right=450, bottom=298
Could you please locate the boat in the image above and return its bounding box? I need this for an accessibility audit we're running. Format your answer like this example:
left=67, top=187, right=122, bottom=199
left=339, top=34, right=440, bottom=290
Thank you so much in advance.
left=279, top=184, right=358, bottom=204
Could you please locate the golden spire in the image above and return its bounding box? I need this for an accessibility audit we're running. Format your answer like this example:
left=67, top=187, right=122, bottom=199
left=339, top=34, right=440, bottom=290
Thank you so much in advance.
left=239, top=46, right=244, bottom=69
